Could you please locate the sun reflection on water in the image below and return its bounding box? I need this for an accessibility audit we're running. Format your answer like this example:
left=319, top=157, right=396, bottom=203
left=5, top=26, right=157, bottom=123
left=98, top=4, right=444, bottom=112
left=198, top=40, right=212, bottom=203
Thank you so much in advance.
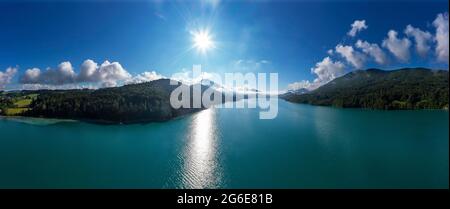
left=180, top=108, right=222, bottom=188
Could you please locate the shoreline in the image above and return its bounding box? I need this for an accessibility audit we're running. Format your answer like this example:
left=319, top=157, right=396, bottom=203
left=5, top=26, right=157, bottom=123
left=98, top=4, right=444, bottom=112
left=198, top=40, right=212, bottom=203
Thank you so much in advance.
left=0, top=108, right=205, bottom=125
left=282, top=99, right=449, bottom=111
left=0, top=115, right=78, bottom=125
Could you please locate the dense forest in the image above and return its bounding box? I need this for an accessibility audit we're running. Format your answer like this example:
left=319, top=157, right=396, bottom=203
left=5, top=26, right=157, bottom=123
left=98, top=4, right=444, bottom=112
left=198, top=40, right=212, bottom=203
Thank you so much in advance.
left=281, top=68, right=449, bottom=110
left=1, top=79, right=224, bottom=124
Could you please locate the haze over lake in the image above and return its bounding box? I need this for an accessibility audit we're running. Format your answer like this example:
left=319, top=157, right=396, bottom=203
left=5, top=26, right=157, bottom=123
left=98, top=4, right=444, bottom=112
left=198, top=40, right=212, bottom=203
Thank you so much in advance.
left=0, top=99, right=448, bottom=188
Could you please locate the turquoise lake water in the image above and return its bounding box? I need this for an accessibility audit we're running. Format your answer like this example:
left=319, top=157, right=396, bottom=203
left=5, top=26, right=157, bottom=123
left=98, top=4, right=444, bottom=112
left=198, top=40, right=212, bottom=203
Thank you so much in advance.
left=0, top=100, right=448, bottom=188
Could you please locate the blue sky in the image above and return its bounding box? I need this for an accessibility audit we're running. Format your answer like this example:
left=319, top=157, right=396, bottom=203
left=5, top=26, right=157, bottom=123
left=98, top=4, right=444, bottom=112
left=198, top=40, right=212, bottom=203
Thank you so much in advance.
left=0, top=0, right=448, bottom=90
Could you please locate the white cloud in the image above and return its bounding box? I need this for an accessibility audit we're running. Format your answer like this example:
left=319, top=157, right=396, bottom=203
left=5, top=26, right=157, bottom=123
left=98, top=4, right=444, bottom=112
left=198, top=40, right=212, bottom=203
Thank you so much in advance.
left=20, top=83, right=95, bottom=91
left=125, top=71, right=164, bottom=85
left=96, top=61, right=132, bottom=85
left=78, top=59, right=98, bottom=82
left=21, top=61, right=76, bottom=85
left=21, top=68, right=41, bottom=84
left=311, top=56, right=346, bottom=85
left=355, top=40, right=388, bottom=65
left=100, top=80, right=118, bottom=88
left=382, top=30, right=411, bottom=62
left=287, top=80, right=313, bottom=91
left=348, top=20, right=368, bottom=37
left=20, top=59, right=132, bottom=88
left=335, top=44, right=366, bottom=69
left=55, top=61, right=77, bottom=84
left=433, top=12, right=449, bottom=63
left=77, top=59, right=132, bottom=87
left=287, top=57, right=345, bottom=91
left=404, top=25, right=433, bottom=57
left=0, top=67, right=17, bottom=89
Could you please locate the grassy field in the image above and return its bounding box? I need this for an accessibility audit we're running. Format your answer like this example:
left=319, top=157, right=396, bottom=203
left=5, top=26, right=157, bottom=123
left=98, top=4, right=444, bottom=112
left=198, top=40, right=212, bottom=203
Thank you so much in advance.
left=14, top=98, right=33, bottom=108
left=13, top=94, right=38, bottom=106
left=1, top=93, right=38, bottom=116
left=3, top=108, right=30, bottom=116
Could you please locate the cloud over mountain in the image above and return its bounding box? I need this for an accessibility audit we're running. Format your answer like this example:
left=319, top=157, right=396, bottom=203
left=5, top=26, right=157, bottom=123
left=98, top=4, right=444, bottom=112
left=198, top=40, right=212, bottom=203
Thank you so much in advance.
left=287, top=80, right=312, bottom=91
left=404, top=25, right=433, bottom=57
left=125, top=71, right=164, bottom=85
left=335, top=44, right=366, bottom=69
left=287, top=56, right=346, bottom=91
left=288, top=12, right=450, bottom=92
left=382, top=30, right=411, bottom=62
left=355, top=40, right=388, bottom=65
left=311, top=56, right=346, bottom=85
left=20, top=62, right=76, bottom=85
left=20, top=59, right=133, bottom=88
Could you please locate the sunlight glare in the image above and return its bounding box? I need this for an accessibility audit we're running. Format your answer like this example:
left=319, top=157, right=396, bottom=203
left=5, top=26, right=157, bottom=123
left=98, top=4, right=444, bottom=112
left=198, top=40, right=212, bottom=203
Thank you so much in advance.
left=192, top=29, right=215, bottom=54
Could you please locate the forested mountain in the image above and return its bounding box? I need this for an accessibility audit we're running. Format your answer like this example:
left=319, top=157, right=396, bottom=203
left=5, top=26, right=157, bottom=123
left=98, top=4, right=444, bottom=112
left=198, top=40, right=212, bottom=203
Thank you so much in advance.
left=281, top=68, right=449, bottom=110
left=0, top=79, right=223, bottom=124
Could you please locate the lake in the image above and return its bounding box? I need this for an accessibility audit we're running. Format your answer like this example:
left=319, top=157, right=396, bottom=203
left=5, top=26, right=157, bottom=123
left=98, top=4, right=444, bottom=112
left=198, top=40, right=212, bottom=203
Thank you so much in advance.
left=0, top=99, right=448, bottom=188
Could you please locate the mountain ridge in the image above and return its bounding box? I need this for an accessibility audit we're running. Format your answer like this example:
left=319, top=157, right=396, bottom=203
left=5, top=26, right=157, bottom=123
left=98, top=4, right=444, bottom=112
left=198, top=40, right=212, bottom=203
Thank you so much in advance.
left=281, top=67, right=449, bottom=110
left=1, top=79, right=224, bottom=124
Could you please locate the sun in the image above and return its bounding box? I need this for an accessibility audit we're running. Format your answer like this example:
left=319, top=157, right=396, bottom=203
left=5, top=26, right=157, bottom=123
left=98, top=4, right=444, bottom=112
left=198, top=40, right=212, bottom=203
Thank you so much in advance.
left=192, top=29, right=215, bottom=54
